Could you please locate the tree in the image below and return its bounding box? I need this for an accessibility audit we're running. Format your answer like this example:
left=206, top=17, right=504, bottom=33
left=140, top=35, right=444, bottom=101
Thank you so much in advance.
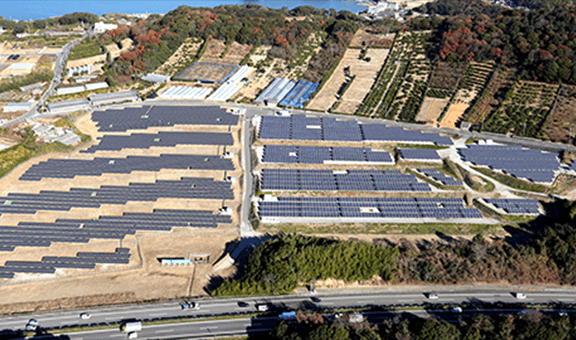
left=308, top=325, right=349, bottom=340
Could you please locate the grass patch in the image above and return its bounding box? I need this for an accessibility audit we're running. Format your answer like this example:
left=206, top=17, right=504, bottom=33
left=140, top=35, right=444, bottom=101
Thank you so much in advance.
left=471, top=166, right=548, bottom=193
left=259, top=222, right=500, bottom=235
left=455, top=164, right=495, bottom=193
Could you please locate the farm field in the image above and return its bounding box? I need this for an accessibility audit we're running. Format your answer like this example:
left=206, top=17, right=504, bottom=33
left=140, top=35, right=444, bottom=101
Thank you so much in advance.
left=543, top=84, right=576, bottom=143
left=439, top=62, right=494, bottom=128
left=336, top=48, right=390, bottom=114
left=415, top=97, right=448, bottom=124
left=349, top=27, right=394, bottom=48
left=154, top=39, right=203, bottom=77
left=482, top=80, right=558, bottom=137
left=198, top=40, right=252, bottom=65
left=175, top=40, right=251, bottom=82
left=307, top=48, right=362, bottom=112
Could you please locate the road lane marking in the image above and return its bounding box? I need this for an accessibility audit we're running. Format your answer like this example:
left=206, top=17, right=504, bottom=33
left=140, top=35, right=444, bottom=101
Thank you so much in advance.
left=156, top=329, right=174, bottom=333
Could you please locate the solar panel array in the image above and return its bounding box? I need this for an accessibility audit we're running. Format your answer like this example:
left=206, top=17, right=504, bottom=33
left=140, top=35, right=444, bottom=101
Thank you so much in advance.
left=0, top=248, right=132, bottom=279
left=20, top=154, right=234, bottom=181
left=0, top=209, right=231, bottom=256
left=259, top=116, right=453, bottom=145
left=399, top=148, right=441, bottom=161
left=484, top=198, right=541, bottom=215
left=262, top=145, right=393, bottom=164
left=417, top=169, right=463, bottom=186
left=0, top=177, right=233, bottom=216
left=92, top=106, right=238, bottom=132
left=259, top=197, right=483, bottom=219
left=459, top=145, right=559, bottom=183
left=261, top=169, right=431, bottom=192
left=81, top=132, right=234, bottom=153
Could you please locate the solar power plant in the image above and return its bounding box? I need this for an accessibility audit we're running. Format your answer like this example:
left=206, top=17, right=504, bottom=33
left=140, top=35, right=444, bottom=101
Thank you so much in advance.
left=0, top=209, right=231, bottom=253
left=81, top=132, right=234, bottom=153
left=261, top=169, right=431, bottom=192
left=258, top=197, right=483, bottom=219
left=20, top=154, right=234, bottom=181
left=0, top=248, right=132, bottom=279
left=416, top=169, right=463, bottom=186
left=484, top=198, right=541, bottom=215
left=0, top=177, right=234, bottom=216
left=91, top=106, right=238, bottom=132
left=262, top=145, right=394, bottom=164
left=258, top=116, right=453, bottom=145
left=399, top=148, right=441, bottom=161
left=458, top=145, right=559, bottom=184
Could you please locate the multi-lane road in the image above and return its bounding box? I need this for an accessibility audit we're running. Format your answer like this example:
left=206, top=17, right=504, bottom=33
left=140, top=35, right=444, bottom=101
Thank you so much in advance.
left=2, top=288, right=576, bottom=339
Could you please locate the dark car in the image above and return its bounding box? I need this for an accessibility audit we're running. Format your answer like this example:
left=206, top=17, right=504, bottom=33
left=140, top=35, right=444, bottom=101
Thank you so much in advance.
left=311, top=297, right=321, bottom=303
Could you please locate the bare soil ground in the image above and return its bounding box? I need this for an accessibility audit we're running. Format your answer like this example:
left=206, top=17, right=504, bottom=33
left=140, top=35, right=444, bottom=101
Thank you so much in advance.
left=440, top=102, right=469, bottom=128
left=415, top=97, right=448, bottom=124
left=349, top=28, right=395, bottom=48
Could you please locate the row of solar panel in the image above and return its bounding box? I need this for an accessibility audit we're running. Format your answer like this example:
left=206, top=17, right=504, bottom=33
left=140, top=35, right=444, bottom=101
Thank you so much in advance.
left=459, top=145, right=559, bottom=184
left=92, top=106, right=239, bottom=132
left=259, top=116, right=453, bottom=145
left=0, top=209, right=231, bottom=251
left=261, top=169, right=431, bottom=192
left=82, top=131, right=234, bottom=153
left=262, top=145, right=394, bottom=164
left=20, top=155, right=234, bottom=181
left=0, top=178, right=233, bottom=217
left=0, top=248, right=131, bottom=279
left=484, top=198, right=541, bottom=215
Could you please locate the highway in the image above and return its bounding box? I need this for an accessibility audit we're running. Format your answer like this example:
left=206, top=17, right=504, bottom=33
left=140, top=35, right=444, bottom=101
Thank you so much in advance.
left=2, top=288, right=576, bottom=338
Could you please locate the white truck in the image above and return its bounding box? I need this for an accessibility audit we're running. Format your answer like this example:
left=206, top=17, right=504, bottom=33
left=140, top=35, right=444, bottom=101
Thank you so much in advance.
left=120, top=321, right=142, bottom=333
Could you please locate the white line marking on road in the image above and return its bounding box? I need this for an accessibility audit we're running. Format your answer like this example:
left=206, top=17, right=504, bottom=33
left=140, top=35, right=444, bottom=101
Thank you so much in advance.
left=156, top=329, right=174, bottom=333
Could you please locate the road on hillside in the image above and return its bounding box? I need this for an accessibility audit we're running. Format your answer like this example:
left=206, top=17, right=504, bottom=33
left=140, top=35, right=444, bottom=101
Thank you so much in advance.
left=2, top=288, right=576, bottom=337
left=1, top=32, right=89, bottom=128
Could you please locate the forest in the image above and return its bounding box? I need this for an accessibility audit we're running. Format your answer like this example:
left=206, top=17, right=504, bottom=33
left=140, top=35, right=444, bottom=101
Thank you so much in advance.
left=212, top=234, right=398, bottom=297
left=414, top=1, right=576, bottom=85
left=99, top=5, right=365, bottom=83
left=214, top=200, right=576, bottom=296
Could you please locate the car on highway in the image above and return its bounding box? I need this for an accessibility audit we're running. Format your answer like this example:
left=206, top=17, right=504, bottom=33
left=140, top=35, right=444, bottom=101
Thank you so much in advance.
left=426, top=293, right=439, bottom=299
left=237, top=301, right=249, bottom=308
left=452, top=307, right=462, bottom=313
left=181, top=301, right=200, bottom=310
left=25, top=319, right=38, bottom=331
left=80, top=313, right=91, bottom=320
left=311, top=297, right=321, bottom=303
left=256, top=303, right=269, bottom=311
left=127, top=331, right=138, bottom=339
left=515, top=292, right=527, bottom=299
